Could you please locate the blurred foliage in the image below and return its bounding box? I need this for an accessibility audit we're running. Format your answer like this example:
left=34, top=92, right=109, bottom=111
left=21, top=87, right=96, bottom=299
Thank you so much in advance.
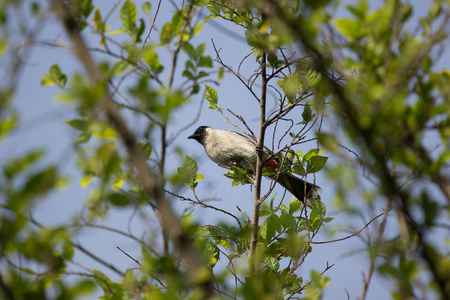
left=0, top=0, right=449, bottom=299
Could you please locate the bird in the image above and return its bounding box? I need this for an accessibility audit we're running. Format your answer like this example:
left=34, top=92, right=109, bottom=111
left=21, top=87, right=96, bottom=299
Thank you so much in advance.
left=188, top=126, right=321, bottom=207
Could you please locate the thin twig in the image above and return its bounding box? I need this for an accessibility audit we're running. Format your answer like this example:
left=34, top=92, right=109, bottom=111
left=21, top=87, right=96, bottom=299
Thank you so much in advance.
left=117, top=246, right=141, bottom=266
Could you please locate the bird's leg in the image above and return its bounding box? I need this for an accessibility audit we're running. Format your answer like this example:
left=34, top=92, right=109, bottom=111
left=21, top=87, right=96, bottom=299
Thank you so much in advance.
left=229, top=160, right=242, bottom=169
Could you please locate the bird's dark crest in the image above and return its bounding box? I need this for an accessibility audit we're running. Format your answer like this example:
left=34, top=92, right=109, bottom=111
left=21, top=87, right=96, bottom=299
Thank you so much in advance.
left=188, top=126, right=210, bottom=142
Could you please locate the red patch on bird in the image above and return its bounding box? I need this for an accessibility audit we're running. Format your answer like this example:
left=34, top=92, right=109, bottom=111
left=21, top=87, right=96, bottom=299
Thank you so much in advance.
left=263, top=159, right=278, bottom=169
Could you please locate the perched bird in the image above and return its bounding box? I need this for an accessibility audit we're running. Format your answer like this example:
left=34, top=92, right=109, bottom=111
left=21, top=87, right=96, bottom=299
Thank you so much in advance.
left=188, top=126, right=321, bottom=206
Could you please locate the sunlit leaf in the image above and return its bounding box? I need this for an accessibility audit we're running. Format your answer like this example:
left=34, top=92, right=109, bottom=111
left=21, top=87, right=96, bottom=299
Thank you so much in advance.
left=120, top=0, right=137, bottom=32
left=142, top=2, right=151, bottom=14
left=205, top=85, right=218, bottom=109
left=80, top=175, right=95, bottom=188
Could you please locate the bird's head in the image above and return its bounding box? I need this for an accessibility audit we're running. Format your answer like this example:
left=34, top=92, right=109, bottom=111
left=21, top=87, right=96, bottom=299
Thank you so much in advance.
left=188, top=126, right=210, bottom=144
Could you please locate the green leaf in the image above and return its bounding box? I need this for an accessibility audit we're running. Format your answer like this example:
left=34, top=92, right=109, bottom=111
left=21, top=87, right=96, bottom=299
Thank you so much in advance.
left=137, top=142, right=152, bottom=159
left=142, top=2, right=151, bottom=14
left=278, top=73, right=302, bottom=99
left=268, top=53, right=278, bottom=67
left=143, top=47, right=163, bottom=72
left=79, top=0, right=94, bottom=18
left=196, top=43, right=206, bottom=57
left=265, top=256, right=280, bottom=271
left=310, top=269, right=330, bottom=289
left=182, top=43, right=197, bottom=60
left=112, top=178, right=124, bottom=192
left=302, top=104, right=313, bottom=123
left=292, top=163, right=306, bottom=176
left=311, top=200, right=326, bottom=220
left=224, top=166, right=251, bottom=186
left=40, top=73, right=54, bottom=86
left=41, top=64, right=67, bottom=88
left=335, top=18, right=357, bottom=38
left=206, top=1, right=221, bottom=15
left=177, top=155, right=202, bottom=189
left=106, top=193, right=130, bottom=206
left=195, top=173, right=204, bottom=182
left=62, top=241, right=74, bottom=260
left=317, top=133, right=339, bottom=153
left=31, top=2, right=41, bottom=16
left=131, top=18, right=145, bottom=43
left=92, top=126, right=118, bottom=139
left=171, top=11, right=183, bottom=33
left=74, top=280, right=97, bottom=296
left=244, top=29, right=259, bottom=48
left=111, top=61, right=129, bottom=76
left=66, top=119, right=86, bottom=131
left=120, top=0, right=137, bottom=32
left=80, top=175, right=94, bottom=188
left=0, top=39, right=8, bottom=57
left=205, top=85, right=218, bottom=109
left=306, top=156, right=328, bottom=173
left=193, top=23, right=203, bottom=35
left=0, top=113, right=18, bottom=142
left=92, top=7, right=103, bottom=32
left=76, top=131, right=92, bottom=144
left=323, top=217, right=334, bottom=223
left=218, top=67, right=224, bottom=82
left=260, top=215, right=276, bottom=242
left=281, top=211, right=297, bottom=231
left=4, top=150, right=44, bottom=179
left=199, top=55, right=213, bottom=68
left=304, top=149, right=325, bottom=161
left=23, top=166, right=58, bottom=197
left=267, top=53, right=285, bottom=68
left=160, top=22, right=174, bottom=44
left=289, top=199, right=302, bottom=214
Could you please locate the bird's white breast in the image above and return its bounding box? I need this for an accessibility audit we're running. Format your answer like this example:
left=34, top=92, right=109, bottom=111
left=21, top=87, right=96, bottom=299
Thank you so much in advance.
left=203, top=129, right=257, bottom=170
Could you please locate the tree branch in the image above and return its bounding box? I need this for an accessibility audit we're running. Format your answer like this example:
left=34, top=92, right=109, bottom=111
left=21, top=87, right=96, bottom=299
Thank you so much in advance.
left=249, top=52, right=268, bottom=276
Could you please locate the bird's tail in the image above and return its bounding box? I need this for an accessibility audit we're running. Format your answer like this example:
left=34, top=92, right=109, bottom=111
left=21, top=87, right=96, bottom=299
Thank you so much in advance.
left=271, top=173, right=321, bottom=208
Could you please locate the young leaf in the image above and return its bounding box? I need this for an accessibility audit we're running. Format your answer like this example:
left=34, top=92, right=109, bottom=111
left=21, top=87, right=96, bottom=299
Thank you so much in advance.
left=80, top=175, right=95, bottom=188
left=260, top=215, right=276, bottom=242
left=177, top=155, right=202, bottom=189
left=41, top=64, right=67, bottom=88
left=224, top=166, right=251, bottom=186
left=120, top=0, right=137, bottom=32
left=142, top=2, right=151, bottom=14
left=304, top=149, right=325, bottom=161
left=137, top=142, right=152, bottom=159
left=289, top=198, right=302, bottom=214
left=62, top=241, right=74, bottom=260
left=306, top=156, right=328, bottom=173
left=182, top=43, right=197, bottom=60
left=92, top=7, right=103, bottom=32
left=265, top=256, right=280, bottom=272
left=199, top=55, right=213, bottom=68
left=160, top=22, right=173, bottom=44
left=106, top=193, right=130, bottom=206
left=281, top=210, right=297, bottom=231
left=302, top=104, right=313, bottom=123
left=218, top=67, right=224, bottom=82
left=143, top=47, right=163, bottom=72
left=111, top=61, right=129, bottom=76
left=292, top=164, right=306, bottom=176
left=205, top=85, right=218, bottom=109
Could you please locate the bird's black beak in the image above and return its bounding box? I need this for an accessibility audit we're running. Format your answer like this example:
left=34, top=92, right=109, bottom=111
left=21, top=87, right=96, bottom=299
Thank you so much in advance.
left=188, top=133, right=201, bottom=141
